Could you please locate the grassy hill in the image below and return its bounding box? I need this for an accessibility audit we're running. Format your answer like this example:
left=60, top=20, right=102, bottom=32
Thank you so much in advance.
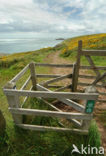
left=0, top=33, right=105, bottom=155
left=58, top=33, right=106, bottom=66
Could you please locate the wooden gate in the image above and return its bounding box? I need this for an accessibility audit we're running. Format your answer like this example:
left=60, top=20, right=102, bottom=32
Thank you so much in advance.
left=3, top=61, right=98, bottom=135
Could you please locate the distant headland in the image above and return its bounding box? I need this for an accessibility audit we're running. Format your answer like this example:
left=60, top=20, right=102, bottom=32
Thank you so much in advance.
left=56, top=38, right=64, bottom=40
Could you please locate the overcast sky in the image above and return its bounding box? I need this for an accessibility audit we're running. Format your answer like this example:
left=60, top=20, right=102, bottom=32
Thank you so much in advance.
left=0, top=0, right=106, bottom=38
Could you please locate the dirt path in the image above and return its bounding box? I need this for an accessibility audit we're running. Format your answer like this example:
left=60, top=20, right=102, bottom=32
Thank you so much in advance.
left=47, top=50, right=72, bottom=74
left=46, top=50, right=106, bottom=153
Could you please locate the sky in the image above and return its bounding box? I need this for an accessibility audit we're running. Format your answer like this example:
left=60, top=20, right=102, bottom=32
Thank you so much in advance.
left=0, top=0, right=106, bottom=38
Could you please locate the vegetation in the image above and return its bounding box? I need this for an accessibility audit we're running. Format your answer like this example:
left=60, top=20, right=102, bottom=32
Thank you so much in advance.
left=59, top=33, right=106, bottom=66
left=0, top=33, right=105, bottom=155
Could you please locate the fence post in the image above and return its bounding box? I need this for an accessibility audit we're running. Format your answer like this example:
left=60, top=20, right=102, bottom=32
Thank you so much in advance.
left=72, top=63, right=77, bottom=92
left=4, top=82, right=22, bottom=124
left=29, top=62, right=37, bottom=90
left=81, top=86, right=98, bottom=130
left=72, top=40, right=82, bottom=92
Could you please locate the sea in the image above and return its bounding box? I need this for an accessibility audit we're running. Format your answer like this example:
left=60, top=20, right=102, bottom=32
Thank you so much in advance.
left=0, top=38, right=62, bottom=54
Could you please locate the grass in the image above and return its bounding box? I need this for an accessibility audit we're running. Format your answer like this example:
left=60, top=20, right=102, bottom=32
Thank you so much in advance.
left=0, top=33, right=104, bottom=155
left=0, top=97, right=102, bottom=156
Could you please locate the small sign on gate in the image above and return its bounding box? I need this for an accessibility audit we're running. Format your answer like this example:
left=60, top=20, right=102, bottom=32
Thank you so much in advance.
left=85, top=100, right=95, bottom=113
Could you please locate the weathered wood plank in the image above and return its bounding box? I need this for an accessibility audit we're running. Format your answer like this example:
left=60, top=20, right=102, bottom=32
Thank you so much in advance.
left=54, top=85, right=71, bottom=91
left=21, top=86, right=33, bottom=108
left=9, top=108, right=93, bottom=120
left=79, top=75, right=96, bottom=79
left=36, top=74, right=61, bottom=78
left=80, top=65, right=106, bottom=70
left=86, top=55, right=101, bottom=77
left=47, top=85, right=63, bottom=88
left=72, top=63, right=77, bottom=91
left=72, top=40, right=82, bottom=91
left=20, top=76, right=31, bottom=90
left=81, top=50, right=106, bottom=56
left=29, top=62, right=37, bottom=90
left=92, top=72, right=106, bottom=85
left=10, top=64, right=29, bottom=82
left=85, top=56, right=105, bottom=87
left=78, top=82, right=105, bottom=88
left=17, top=124, right=88, bottom=134
left=40, top=98, right=61, bottom=112
left=3, top=89, right=98, bottom=100
left=41, top=74, right=72, bottom=86
left=5, top=83, right=22, bottom=124
left=35, top=63, right=73, bottom=68
left=61, top=99, right=85, bottom=112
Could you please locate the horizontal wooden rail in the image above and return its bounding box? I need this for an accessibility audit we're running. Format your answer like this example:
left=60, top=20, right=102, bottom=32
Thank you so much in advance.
left=20, top=76, right=31, bottom=90
left=47, top=85, right=63, bottom=88
left=4, top=89, right=98, bottom=100
left=35, top=63, right=73, bottom=68
left=80, top=66, right=106, bottom=70
left=98, top=99, right=106, bottom=103
left=10, top=64, right=29, bottom=82
left=81, top=50, right=106, bottom=56
left=41, top=74, right=72, bottom=86
left=36, top=74, right=61, bottom=78
left=79, top=75, right=96, bottom=79
left=55, top=85, right=71, bottom=91
left=78, top=82, right=106, bottom=88
left=9, top=108, right=92, bottom=120
left=17, top=124, right=88, bottom=134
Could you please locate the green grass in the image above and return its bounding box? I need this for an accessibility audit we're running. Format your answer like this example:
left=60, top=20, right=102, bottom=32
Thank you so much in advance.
left=0, top=34, right=104, bottom=156
left=0, top=96, right=102, bottom=156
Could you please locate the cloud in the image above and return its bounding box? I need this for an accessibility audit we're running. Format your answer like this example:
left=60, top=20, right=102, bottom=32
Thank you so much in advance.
left=0, top=0, right=105, bottom=37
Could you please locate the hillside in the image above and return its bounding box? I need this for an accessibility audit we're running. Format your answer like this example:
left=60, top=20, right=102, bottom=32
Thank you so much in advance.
left=0, top=33, right=106, bottom=155
left=58, top=33, right=106, bottom=66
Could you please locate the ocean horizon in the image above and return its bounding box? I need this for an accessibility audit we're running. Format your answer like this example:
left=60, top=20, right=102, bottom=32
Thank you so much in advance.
left=0, top=37, right=62, bottom=54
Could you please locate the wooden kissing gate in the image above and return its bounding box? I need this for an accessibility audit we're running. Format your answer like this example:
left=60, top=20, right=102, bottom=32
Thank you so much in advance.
left=3, top=40, right=106, bottom=135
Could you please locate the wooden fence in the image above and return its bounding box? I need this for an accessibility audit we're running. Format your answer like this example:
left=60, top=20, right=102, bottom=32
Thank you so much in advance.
left=4, top=60, right=99, bottom=134
left=72, top=40, right=106, bottom=103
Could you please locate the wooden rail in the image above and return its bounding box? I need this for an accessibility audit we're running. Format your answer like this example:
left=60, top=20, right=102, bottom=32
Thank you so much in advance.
left=35, top=63, right=73, bottom=68
left=41, top=74, right=72, bottom=86
left=81, top=50, right=106, bottom=56
left=16, top=124, right=88, bottom=135
left=10, top=64, right=29, bottom=83
left=4, top=89, right=98, bottom=100
left=9, top=108, right=92, bottom=120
